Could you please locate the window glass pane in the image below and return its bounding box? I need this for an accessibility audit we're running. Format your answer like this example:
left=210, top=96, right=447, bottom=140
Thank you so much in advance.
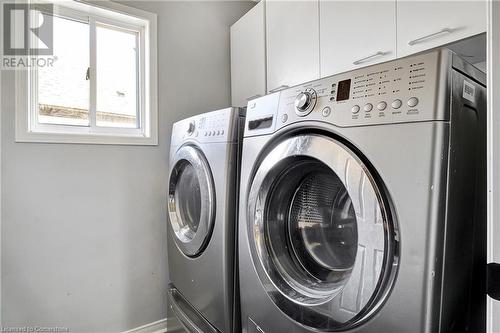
left=38, top=15, right=90, bottom=126
left=96, top=24, right=139, bottom=128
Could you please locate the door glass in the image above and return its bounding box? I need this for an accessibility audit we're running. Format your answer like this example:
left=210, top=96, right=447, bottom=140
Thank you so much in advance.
left=249, top=134, right=397, bottom=330
left=174, top=162, right=201, bottom=239
left=289, top=171, right=358, bottom=281
left=265, top=157, right=357, bottom=297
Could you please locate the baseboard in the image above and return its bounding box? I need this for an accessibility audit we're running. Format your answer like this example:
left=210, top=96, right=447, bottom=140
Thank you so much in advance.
left=122, top=318, right=168, bottom=333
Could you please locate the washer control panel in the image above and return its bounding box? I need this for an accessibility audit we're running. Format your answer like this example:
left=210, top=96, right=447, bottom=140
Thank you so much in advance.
left=275, top=50, right=447, bottom=129
left=171, top=107, right=240, bottom=145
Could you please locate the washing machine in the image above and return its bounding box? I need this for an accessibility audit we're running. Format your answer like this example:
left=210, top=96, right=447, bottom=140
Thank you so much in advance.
left=167, top=107, right=245, bottom=333
left=238, top=49, right=486, bottom=333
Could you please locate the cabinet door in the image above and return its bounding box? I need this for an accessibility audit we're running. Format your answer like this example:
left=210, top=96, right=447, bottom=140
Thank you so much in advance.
left=230, top=2, right=266, bottom=107
left=266, top=0, right=320, bottom=92
left=320, top=1, right=396, bottom=77
left=397, top=0, right=486, bottom=57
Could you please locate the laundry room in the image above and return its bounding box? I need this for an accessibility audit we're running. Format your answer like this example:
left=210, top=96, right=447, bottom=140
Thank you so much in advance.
left=0, top=0, right=499, bottom=332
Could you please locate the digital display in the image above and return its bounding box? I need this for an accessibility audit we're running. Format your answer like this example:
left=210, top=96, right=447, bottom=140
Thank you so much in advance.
left=248, top=116, right=273, bottom=130
left=336, top=79, right=351, bottom=102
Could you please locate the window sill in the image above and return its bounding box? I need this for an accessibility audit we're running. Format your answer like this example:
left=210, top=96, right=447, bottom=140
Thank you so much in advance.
left=15, top=130, right=158, bottom=146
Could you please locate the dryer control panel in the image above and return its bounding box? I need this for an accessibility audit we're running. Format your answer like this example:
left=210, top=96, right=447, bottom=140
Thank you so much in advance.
left=171, top=107, right=242, bottom=145
left=245, top=50, right=452, bottom=137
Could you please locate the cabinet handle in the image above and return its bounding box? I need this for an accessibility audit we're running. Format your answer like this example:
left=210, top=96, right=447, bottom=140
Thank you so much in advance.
left=408, top=28, right=455, bottom=46
left=353, top=51, right=388, bottom=65
left=269, top=85, right=290, bottom=93
left=246, top=94, right=262, bottom=101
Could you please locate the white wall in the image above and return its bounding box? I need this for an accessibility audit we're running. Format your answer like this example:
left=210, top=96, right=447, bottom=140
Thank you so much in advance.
left=0, top=1, right=253, bottom=332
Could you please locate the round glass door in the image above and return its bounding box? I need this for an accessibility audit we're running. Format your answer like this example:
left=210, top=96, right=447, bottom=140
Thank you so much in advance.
left=169, top=145, right=215, bottom=257
left=247, top=134, right=398, bottom=330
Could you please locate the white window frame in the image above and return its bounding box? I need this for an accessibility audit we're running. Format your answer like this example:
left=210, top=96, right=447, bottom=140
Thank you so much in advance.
left=14, top=0, right=158, bottom=145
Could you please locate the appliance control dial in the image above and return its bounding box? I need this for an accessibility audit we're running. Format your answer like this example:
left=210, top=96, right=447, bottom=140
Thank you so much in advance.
left=294, top=88, right=317, bottom=116
left=295, top=92, right=311, bottom=110
left=187, top=121, right=195, bottom=135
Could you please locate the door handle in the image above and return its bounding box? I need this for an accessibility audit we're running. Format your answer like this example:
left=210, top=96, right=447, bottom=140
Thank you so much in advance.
left=353, top=51, right=388, bottom=65
left=246, top=94, right=262, bottom=101
left=408, top=28, right=455, bottom=46
left=269, top=85, right=290, bottom=93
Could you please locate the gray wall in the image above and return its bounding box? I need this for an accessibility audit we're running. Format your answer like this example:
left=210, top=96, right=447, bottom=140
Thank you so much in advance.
left=0, top=1, right=253, bottom=332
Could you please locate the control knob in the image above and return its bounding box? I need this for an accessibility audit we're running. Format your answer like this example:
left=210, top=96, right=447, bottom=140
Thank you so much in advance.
left=294, top=88, right=317, bottom=116
left=295, top=92, right=312, bottom=111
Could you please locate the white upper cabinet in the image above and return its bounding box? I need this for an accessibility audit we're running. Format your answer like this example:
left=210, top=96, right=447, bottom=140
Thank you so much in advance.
left=230, top=2, right=266, bottom=107
left=397, top=0, right=486, bottom=57
left=320, top=1, right=396, bottom=77
left=266, top=0, right=320, bottom=92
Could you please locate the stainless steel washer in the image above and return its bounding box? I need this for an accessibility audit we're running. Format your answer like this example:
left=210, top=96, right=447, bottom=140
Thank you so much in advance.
left=238, top=49, right=486, bottom=332
left=167, top=107, right=245, bottom=333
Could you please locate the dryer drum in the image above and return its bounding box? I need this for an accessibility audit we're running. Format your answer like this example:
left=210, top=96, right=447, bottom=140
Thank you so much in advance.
left=287, top=170, right=358, bottom=282
left=247, top=134, right=398, bottom=330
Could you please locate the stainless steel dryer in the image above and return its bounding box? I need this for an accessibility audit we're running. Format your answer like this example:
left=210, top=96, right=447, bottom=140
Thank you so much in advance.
left=167, top=107, right=245, bottom=333
left=238, top=49, right=486, bottom=332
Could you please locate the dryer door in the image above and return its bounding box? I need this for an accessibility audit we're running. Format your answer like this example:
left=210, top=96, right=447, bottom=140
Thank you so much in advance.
left=247, top=134, right=398, bottom=330
left=169, top=145, right=215, bottom=257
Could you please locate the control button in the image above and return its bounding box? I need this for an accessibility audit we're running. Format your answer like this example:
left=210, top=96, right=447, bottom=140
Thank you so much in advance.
left=377, top=101, right=387, bottom=111
left=207, top=131, right=211, bottom=136
left=204, top=132, right=207, bottom=136
left=392, top=99, right=402, bottom=109
left=212, top=130, right=216, bottom=136
left=407, top=97, right=419, bottom=107
left=221, top=130, right=224, bottom=135
left=364, top=103, right=373, bottom=112
left=281, top=114, right=288, bottom=123
left=216, top=130, right=220, bottom=135
left=351, top=105, right=360, bottom=114
left=322, top=106, right=331, bottom=117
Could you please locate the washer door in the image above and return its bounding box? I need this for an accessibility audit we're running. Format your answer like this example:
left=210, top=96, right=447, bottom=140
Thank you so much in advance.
left=169, top=145, right=215, bottom=257
left=247, top=134, right=398, bottom=330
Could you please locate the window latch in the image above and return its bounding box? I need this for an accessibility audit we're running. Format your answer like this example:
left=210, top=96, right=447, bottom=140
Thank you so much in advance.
left=85, top=67, right=90, bottom=81
left=488, top=263, right=500, bottom=301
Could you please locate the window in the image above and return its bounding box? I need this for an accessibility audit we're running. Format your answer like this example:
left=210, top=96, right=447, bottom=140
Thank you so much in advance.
left=14, top=1, right=158, bottom=145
